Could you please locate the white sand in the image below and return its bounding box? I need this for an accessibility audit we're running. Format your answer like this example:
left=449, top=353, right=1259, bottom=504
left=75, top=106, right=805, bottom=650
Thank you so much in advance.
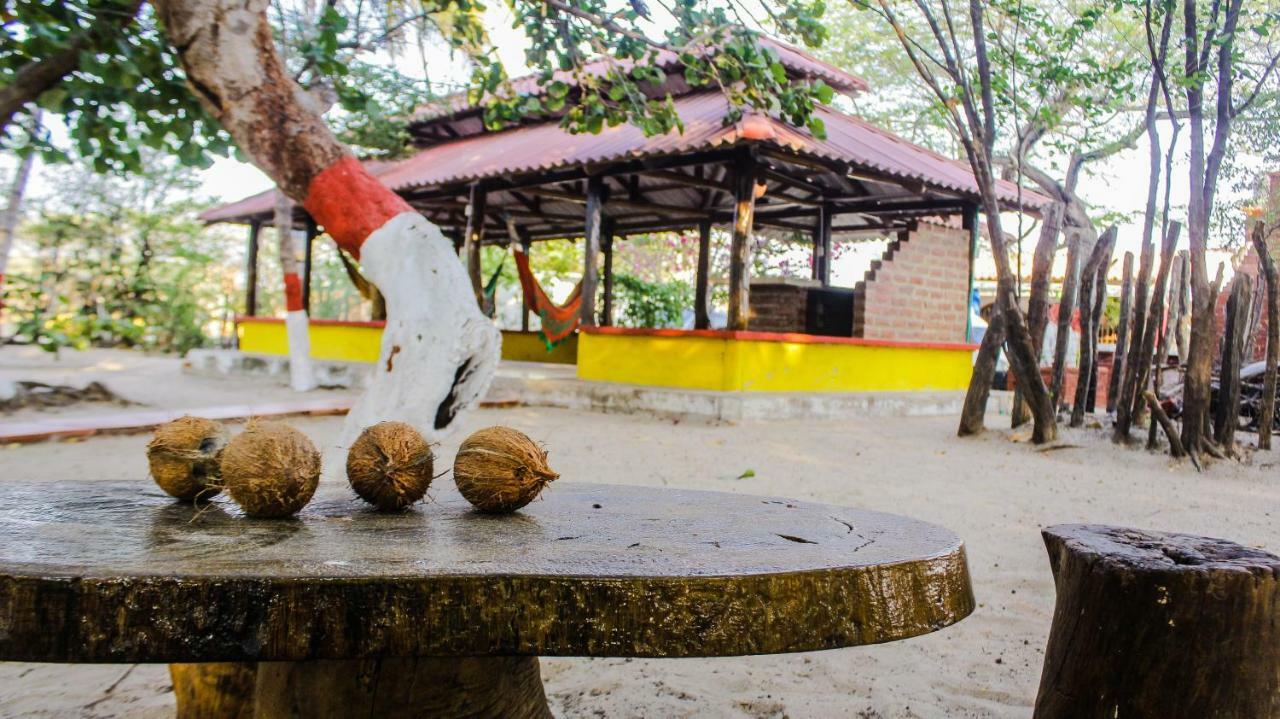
left=1, top=349, right=1276, bottom=718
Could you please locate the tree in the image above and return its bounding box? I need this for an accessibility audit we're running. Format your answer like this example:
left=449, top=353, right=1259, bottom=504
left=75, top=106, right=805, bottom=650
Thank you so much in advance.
left=846, top=0, right=1060, bottom=442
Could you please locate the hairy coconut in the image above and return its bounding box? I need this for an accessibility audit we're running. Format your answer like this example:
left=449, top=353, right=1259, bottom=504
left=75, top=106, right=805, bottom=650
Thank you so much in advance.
left=219, top=420, right=321, bottom=518
left=453, top=426, right=559, bottom=513
left=346, top=421, right=434, bottom=510
left=147, top=416, right=228, bottom=501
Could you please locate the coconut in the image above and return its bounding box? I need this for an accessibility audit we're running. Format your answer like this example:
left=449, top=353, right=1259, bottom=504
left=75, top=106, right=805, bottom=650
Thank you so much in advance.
left=346, top=421, right=434, bottom=510
left=147, top=416, right=228, bottom=501
left=219, top=420, right=321, bottom=518
left=453, top=426, right=559, bottom=513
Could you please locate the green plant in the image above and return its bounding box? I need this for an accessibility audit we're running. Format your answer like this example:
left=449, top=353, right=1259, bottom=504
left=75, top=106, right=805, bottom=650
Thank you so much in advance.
left=613, top=273, right=692, bottom=329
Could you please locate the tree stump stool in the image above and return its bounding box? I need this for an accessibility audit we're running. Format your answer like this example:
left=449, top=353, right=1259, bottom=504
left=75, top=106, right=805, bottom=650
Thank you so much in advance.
left=1034, top=524, right=1280, bottom=718
left=0, top=481, right=975, bottom=719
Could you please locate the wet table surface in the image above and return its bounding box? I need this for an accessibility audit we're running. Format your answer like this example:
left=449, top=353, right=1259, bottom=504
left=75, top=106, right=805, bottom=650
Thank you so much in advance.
left=0, top=481, right=974, bottom=663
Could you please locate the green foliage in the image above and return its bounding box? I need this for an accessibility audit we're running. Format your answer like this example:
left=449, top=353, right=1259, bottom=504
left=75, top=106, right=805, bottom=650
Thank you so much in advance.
left=1, top=154, right=243, bottom=353
left=612, top=272, right=692, bottom=329
left=1, top=0, right=236, bottom=172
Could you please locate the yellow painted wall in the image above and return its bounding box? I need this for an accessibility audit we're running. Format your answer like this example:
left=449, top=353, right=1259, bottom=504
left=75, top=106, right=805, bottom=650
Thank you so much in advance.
left=577, top=332, right=974, bottom=392
left=236, top=321, right=577, bottom=365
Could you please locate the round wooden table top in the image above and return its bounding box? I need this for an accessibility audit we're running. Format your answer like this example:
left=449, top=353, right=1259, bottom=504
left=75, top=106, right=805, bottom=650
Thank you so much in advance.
left=0, top=480, right=973, bottom=663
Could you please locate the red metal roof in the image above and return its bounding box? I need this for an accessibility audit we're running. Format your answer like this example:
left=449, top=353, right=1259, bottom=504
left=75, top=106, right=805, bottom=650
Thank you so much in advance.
left=201, top=92, right=1048, bottom=225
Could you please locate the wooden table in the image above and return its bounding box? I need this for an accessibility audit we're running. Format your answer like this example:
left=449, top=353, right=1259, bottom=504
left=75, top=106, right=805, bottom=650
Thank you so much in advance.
left=0, top=481, right=974, bottom=718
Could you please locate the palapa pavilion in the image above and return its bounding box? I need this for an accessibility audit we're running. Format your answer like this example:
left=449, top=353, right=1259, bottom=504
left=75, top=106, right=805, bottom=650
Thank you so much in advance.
left=202, top=36, right=1048, bottom=394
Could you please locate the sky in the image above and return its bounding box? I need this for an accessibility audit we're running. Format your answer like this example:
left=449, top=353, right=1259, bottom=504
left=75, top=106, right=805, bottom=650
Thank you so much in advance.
left=15, top=4, right=1267, bottom=290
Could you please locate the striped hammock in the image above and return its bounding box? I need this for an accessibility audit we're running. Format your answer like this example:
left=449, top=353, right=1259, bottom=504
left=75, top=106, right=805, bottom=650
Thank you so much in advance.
left=513, top=248, right=582, bottom=349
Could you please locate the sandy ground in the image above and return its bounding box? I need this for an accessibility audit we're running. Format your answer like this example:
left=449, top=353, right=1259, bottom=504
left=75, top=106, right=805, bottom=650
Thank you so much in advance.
left=0, top=348, right=1277, bottom=718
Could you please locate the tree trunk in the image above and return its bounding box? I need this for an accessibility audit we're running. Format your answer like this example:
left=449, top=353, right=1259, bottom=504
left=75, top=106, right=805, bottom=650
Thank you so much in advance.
left=1119, top=222, right=1180, bottom=444
left=1252, top=222, right=1278, bottom=449
left=958, top=306, right=1006, bottom=436
left=1050, top=229, right=1082, bottom=408
left=1107, top=252, right=1134, bottom=413
left=1070, top=227, right=1116, bottom=426
left=254, top=657, right=552, bottom=719
left=1174, top=251, right=1191, bottom=362
left=1115, top=225, right=1156, bottom=439
left=0, top=125, right=36, bottom=316
left=1013, top=202, right=1063, bottom=428
left=1144, top=391, right=1186, bottom=458
left=171, top=663, right=255, bottom=719
left=1085, top=245, right=1112, bottom=412
left=1213, top=274, right=1252, bottom=451
left=275, top=193, right=317, bottom=392
left=1034, top=524, right=1280, bottom=718
left=151, top=0, right=500, bottom=445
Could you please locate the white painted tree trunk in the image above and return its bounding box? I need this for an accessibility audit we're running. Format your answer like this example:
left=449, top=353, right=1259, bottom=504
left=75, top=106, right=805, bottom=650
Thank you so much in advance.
left=340, top=213, right=500, bottom=446
left=274, top=192, right=317, bottom=392
left=0, top=115, right=37, bottom=311
left=151, top=0, right=501, bottom=444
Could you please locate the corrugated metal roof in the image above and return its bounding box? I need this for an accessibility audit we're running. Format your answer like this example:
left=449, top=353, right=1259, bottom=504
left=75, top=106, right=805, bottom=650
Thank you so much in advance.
left=201, top=92, right=1048, bottom=225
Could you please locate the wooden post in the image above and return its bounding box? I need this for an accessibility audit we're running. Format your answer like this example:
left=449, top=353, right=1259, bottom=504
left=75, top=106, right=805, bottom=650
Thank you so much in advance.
left=1107, top=252, right=1135, bottom=413
left=1085, top=241, right=1114, bottom=413
left=1034, top=524, right=1280, bottom=718
left=245, top=220, right=261, bottom=317
left=520, top=236, right=531, bottom=333
left=728, top=152, right=757, bottom=331
left=695, top=221, right=712, bottom=330
left=1014, top=202, right=1065, bottom=427
left=302, top=216, right=317, bottom=314
left=813, top=203, right=832, bottom=286
left=602, top=220, right=615, bottom=327
left=1214, top=273, right=1252, bottom=450
left=1071, top=227, right=1116, bottom=426
left=580, top=176, right=604, bottom=328
left=171, top=663, right=256, bottom=719
left=463, top=183, right=487, bottom=308
left=964, top=205, right=979, bottom=342
left=1251, top=222, right=1278, bottom=449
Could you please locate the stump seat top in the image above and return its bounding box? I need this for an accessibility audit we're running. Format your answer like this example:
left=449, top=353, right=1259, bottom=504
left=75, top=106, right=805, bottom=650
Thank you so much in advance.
left=0, top=481, right=973, bottom=663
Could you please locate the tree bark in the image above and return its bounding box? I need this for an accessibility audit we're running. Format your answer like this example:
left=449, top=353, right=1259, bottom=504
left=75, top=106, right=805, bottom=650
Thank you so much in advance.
left=151, top=0, right=500, bottom=445
left=171, top=663, right=255, bottom=719
left=1118, top=222, right=1180, bottom=443
left=1071, top=227, right=1116, bottom=426
left=1034, top=523, right=1280, bottom=718
left=1107, top=252, right=1134, bottom=413
left=1050, top=230, right=1082, bottom=408
left=1214, top=274, right=1252, bottom=451
left=1174, top=251, right=1191, bottom=362
left=1252, top=222, right=1278, bottom=449
left=1013, top=202, right=1063, bottom=428
left=1144, top=391, right=1186, bottom=458
left=254, top=657, right=552, bottom=719
left=958, top=306, right=1006, bottom=436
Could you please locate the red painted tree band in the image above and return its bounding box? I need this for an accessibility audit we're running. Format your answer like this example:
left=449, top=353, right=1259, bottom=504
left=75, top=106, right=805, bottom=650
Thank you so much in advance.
left=283, top=272, right=304, bottom=312
left=303, top=156, right=413, bottom=259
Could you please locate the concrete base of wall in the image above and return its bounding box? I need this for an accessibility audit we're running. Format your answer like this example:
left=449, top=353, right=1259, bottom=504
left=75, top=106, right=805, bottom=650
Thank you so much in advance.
left=184, top=350, right=1012, bottom=423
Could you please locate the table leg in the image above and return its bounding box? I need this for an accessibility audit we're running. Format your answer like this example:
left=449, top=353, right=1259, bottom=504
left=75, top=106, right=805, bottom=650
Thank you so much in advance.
left=252, top=656, right=552, bottom=718
left=171, top=662, right=256, bottom=719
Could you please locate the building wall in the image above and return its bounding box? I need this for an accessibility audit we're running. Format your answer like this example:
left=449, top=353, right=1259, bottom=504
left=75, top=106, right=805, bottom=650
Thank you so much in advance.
left=853, top=221, right=971, bottom=343
left=749, top=280, right=813, bottom=333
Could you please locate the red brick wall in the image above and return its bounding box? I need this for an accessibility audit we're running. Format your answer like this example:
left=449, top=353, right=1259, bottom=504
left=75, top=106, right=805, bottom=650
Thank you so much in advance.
left=749, top=281, right=811, bottom=333
left=852, top=221, right=970, bottom=343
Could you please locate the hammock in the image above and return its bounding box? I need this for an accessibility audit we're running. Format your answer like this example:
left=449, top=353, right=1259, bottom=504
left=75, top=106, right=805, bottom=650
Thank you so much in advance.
left=513, top=248, right=582, bottom=349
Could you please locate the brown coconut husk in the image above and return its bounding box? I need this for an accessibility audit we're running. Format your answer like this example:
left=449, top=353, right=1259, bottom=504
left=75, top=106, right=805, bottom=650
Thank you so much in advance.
left=346, top=421, right=434, bottom=511
left=147, top=416, right=228, bottom=501
left=453, top=426, right=559, bottom=513
left=219, top=419, right=321, bottom=518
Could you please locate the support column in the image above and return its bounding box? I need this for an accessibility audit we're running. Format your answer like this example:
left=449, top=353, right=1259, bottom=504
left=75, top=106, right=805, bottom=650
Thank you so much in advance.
left=728, top=152, right=758, bottom=331
left=463, top=183, right=487, bottom=308
left=580, top=176, right=605, bottom=328
left=302, top=217, right=317, bottom=314
left=695, top=221, right=712, bottom=330
left=602, top=220, right=615, bottom=327
left=963, top=204, right=979, bottom=342
left=813, top=203, right=832, bottom=286
left=520, top=236, right=531, bottom=332
left=245, top=220, right=261, bottom=317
